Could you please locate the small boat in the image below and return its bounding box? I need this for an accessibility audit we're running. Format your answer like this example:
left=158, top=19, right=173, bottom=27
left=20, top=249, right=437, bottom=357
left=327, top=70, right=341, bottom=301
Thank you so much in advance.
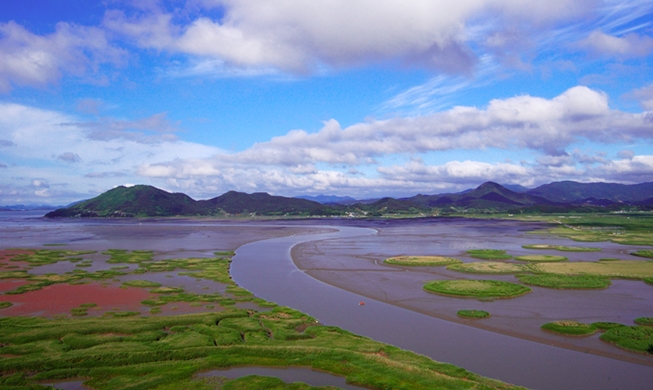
left=359, top=301, right=365, bottom=306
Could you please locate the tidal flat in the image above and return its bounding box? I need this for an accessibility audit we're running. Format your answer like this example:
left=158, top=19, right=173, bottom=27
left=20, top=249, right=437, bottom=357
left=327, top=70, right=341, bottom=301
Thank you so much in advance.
left=1, top=212, right=653, bottom=389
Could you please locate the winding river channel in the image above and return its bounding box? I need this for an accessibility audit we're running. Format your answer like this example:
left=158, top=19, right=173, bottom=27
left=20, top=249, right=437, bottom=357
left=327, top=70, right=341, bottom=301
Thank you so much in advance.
left=231, top=223, right=653, bottom=390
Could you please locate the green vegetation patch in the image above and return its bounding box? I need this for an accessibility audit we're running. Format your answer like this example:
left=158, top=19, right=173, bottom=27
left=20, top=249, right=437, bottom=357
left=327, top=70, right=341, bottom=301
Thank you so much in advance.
left=0, top=310, right=520, bottom=390
left=591, top=322, right=625, bottom=331
left=529, top=260, right=653, bottom=279
left=541, top=321, right=598, bottom=336
left=600, top=326, right=653, bottom=354
left=122, top=280, right=161, bottom=288
left=634, top=317, right=653, bottom=326
left=423, top=279, right=531, bottom=299
left=150, top=287, right=185, bottom=294
left=447, top=262, right=527, bottom=274
left=0, top=248, right=523, bottom=390
left=516, top=274, right=611, bottom=289
left=632, top=250, right=653, bottom=259
left=384, top=256, right=461, bottom=266
left=457, top=310, right=490, bottom=319
left=466, top=249, right=512, bottom=260
left=555, top=246, right=601, bottom=252
left=0, top=302, right=12, bottom=309
left=514, top=255, right=567, bottom=262
left=103, top=249, right=153, bottom=264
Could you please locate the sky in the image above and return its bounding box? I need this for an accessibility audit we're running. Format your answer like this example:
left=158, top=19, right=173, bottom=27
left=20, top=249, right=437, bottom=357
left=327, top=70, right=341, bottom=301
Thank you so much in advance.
left=1, top=0, right=653, bottom=205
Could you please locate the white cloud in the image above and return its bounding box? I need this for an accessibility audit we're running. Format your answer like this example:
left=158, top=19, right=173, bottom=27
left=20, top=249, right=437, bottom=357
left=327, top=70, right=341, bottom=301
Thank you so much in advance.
left=0, top=103, right=222, bottom=203
left=578, top=30, right=653, bottom=59
left=627, top=83, right=653, bottom=111
left=133, top=86, right=653, bottom=197
left=105, top=0, right=593, bottom=75
left=57, top=152, right=82, bottom=163
left=0, top=21, right=125, bottom=92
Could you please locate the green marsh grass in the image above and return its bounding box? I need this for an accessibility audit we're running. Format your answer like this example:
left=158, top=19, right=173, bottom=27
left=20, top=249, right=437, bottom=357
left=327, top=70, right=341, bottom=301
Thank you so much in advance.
left=466, top=249, right=512, bottom=260
left=541, top=321, right=598, bottom=336
left=514, top=255, right=567, bottom=262
left=457, top=310, right=490, bottom=319
left=446, top=262, right=527, bottom=274
left=384, top=256, right=461, bottom=266
left=423, top=279, right=531, bottom=299
left=0, top=248, right=523, bottom=390
left=122, top=280, right=161, bottom=288
left=600, top=326, right=653, bottom=353
left=516, top=274, right=611, bottom=289
left=634, top=317, right=653, bottom=326
left=632, top=250, right=653, bottom=259
left=591, top=322, right=625, bottom=331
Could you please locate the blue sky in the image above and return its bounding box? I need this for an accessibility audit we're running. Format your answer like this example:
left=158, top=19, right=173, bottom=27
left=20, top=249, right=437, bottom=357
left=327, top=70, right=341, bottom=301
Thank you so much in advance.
left=1, top=0, right=652, bottom=205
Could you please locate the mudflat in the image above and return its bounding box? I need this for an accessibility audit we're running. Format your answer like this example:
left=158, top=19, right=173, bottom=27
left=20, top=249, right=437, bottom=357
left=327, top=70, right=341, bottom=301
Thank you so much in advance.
left=291, top=218, right=653, bottom=367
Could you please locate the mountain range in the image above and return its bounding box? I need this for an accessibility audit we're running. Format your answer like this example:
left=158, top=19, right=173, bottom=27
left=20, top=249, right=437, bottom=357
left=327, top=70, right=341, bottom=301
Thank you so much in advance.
left=44, top=181, right=653, bottom=218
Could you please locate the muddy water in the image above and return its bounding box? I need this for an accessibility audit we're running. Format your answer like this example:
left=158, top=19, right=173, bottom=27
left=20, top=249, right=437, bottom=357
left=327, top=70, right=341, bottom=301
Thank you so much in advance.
left=232, top=220, right=653, bottom=390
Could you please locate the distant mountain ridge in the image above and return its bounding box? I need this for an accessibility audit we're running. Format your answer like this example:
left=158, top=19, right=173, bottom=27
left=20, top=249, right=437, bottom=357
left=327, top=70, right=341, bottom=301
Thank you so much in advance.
left=295, top=194, right=357, bottom=204
left=525, top=181, right=653, bottom=203
left=45, top=186, right=323, bottom=218
left=44, top=180, right=653, bottom=218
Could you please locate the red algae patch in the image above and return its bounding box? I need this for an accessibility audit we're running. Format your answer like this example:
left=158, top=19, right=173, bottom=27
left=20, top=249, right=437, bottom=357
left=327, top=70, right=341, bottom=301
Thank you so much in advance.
left=0, top=283, right=151, bottom=317
left=0, top=280, right=29, bottom=293
left=0, top=249, right=34, bottom=270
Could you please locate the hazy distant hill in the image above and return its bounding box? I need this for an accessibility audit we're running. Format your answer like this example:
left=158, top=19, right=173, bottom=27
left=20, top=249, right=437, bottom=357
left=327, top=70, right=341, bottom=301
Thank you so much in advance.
left=527, top=181, right=653, bottom=203
left=45, top=180, right=653, bottom=218
left=46, top=186, right=323, bottom=217
left=198, top=191, right=321, bottom=215
left=45, top=185, right=205, bottom=217
left=406, top=182, right=551, bottom=210
left=295, top=194, right=357, bottom=204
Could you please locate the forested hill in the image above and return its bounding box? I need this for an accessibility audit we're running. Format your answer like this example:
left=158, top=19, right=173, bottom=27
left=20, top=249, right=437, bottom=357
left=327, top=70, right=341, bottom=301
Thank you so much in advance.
left=44, top=181, right=653, bottom=218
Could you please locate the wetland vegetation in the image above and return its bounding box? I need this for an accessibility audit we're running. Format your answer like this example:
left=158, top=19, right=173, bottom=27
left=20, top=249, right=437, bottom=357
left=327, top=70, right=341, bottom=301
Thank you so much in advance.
left=0, top=248, right=521, bottom=390
left=466, top=249, right=512, bottom=260
left=383, top=256, right=461, bottom=266
left=423, top=280, right=531, bottom=299
left=456, top=310, right=490, bottom=319
left=513, top=255, right=567, bottom=262
left=515, top=274, right=612, bottom=289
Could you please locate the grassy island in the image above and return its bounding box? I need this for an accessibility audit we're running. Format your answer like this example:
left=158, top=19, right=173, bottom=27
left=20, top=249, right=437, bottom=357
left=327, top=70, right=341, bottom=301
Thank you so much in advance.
left=600, top=326, right=653, bottom=354
left=516, top=274, right=611, bottom=289
left=384, top=256, right=461, bottom=266
left=521, top=244, right=600, bottom=252
left=446, top=262, right=527, bottom=274
left=0, top=248, right=521, bottom=390
left=423, top=279, right=531, bottom=299
left=466, top=249, right=512, bottom=260
left=541, top=321, right=598, bottom=336
left=457, top=310, right=490, bottom=319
